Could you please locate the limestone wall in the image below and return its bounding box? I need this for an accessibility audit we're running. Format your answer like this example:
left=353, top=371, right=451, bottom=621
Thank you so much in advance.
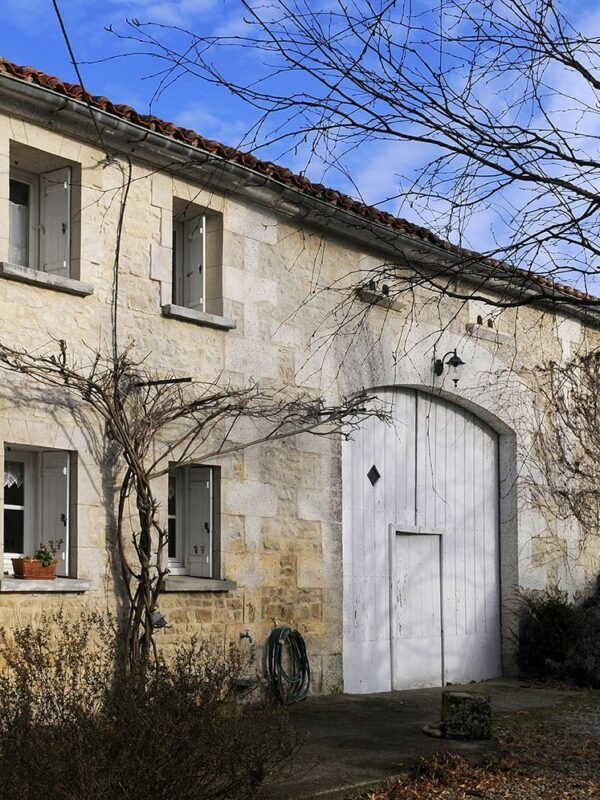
left=0, top=109, right=598, bottom=691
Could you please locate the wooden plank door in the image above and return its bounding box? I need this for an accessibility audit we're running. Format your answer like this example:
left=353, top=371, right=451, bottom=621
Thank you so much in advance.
left=343, top=388, right=501, bottom=693
left=390, top=529, right=443, bottom=688
left=416, top=393, right=501, bottom=684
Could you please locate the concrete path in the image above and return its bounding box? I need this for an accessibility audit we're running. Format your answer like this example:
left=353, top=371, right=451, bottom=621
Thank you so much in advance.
left=264, top=679, right=575, bottom=800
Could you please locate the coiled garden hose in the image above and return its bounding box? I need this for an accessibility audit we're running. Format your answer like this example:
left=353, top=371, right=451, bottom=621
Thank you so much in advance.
left=266, top=626, right=310, bottom=703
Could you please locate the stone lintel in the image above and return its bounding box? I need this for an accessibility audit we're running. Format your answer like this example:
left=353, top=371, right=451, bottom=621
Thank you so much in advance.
left=0, top=263, right=94, bottom=297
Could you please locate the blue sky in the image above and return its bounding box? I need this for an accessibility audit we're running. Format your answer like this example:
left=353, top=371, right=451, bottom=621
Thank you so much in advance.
left=0, top=0, right=412, bottom=207
left=1, top=1, right=251, bottom=143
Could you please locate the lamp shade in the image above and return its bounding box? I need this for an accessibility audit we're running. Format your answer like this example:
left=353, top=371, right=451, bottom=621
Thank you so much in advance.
left=447, top=351, right=465, bottom=382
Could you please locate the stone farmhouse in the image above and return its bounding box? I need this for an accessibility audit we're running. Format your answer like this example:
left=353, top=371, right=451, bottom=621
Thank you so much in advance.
left=0, top=58, right=598, bottom=694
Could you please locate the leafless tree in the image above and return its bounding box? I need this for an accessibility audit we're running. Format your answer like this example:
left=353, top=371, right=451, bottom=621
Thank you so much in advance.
left=529, top=352, right=600, bottom=543
left=0, top=337, right=374, bottom=673
left=115, top=0, right=600, bottom=309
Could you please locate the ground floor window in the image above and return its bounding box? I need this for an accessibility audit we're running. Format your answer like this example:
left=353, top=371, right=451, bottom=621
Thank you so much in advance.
left=3, top=445, right=73, bottom=576
left=167, top=465, right=220, bottom=578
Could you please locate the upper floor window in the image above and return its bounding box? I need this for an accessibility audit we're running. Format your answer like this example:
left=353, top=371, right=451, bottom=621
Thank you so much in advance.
left=8, top=142, right=80, bottom=279
left=171, top=199, right=223, bottom=317
left=172, top=210, right=205, bottom=311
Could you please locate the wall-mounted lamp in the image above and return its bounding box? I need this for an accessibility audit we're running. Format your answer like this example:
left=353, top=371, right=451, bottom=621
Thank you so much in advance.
left=150, top=609, right=168, bottom=629
left=434, top=349, right=466, bottom=386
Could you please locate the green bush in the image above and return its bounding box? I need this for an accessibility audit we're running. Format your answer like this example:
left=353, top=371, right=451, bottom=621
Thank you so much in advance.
left=0, top=610, right=296, bottom=800
left=518, top=582, right=600, bottom=687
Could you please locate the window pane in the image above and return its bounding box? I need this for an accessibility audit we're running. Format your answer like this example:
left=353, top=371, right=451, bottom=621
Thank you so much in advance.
left=168, top=517, right=176, bottom=559
left=4, top=460, right=24, bottom=506
left=4, top=508, right=24, bottom=553
left=183, top=217, right=204, bottom=310
left=10, top=179, right=30, bottom=207
left=168, top=475, right=176, bottom=516
left=9, top=180, right=30, bottom=267
left=172, top=227, right=178, bottom=302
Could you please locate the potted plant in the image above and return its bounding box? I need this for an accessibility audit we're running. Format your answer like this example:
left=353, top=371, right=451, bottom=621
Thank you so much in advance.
left=11, top=539, right=63, bottom=580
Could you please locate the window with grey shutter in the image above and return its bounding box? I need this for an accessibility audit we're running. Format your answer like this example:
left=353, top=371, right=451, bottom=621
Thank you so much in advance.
left=183, top=216, right=205, bottom=310
left=172, top=212, right=205, bottom=310
left=40, top=450, right=70, bottom=577
left=39, top=166, right=71, bottom=277
left=188, top=466, right=212, bottom=578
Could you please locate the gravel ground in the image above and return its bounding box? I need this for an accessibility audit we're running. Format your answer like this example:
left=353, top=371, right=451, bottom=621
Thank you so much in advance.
left=355, top=691, right=600, bottom=800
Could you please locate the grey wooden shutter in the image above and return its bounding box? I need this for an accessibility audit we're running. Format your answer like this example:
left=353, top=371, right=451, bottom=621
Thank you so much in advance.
left=40, top=166, right=71, bottom=277
left=183, top=216, right=205, bottom=310
left=188, top=467, right=212, bottom=578
left=40, top=451, right=69, bottom=577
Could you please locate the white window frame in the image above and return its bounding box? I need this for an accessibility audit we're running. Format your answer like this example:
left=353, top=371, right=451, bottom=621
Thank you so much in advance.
left=3, top=450, right=35, bottom=571
left=167, top=465, right=216, bottom=578
left=172, top=213, right=206, bottom=311
left=167, top=472, right=187, bottom=575
left=3, top=447, right=71, bottom=576
left=9, top=169, right=39, bottom=269
left=8, top=161, right=73, bottom=277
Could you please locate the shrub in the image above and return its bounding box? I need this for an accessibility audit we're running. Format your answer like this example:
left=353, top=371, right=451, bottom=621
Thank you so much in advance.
left=562, top=604, right=600, bottom=688
left=0, top=610, right=296, bottom=800
left=517, top=582, right=600, bottom=687
left=517, top=585, right=577, bottom=677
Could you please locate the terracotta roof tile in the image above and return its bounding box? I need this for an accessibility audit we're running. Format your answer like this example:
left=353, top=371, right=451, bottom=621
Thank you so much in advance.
left=0, top=56, right=596, bottom=304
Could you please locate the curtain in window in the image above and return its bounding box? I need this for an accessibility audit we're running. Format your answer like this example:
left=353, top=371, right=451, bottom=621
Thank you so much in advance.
left=4, top=461, right=24, bottom=489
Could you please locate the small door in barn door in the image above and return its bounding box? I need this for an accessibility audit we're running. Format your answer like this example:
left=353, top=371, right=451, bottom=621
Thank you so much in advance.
left=390, top=529, right=443, bottom=689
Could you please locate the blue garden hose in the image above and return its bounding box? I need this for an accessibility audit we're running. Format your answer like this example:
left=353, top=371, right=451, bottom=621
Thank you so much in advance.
left=266, top=626, right=310, bottom=703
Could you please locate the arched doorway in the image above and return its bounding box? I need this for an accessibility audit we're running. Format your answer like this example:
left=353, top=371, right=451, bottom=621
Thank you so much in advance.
left=342, top=388, right=501, bottom=693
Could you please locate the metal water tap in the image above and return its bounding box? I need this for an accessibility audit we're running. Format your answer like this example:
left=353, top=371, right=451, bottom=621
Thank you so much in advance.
left=240, top=629, right=254, bottom=645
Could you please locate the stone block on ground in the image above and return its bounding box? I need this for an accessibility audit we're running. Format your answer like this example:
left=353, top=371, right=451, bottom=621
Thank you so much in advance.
left=442, top=690, right=493, bottom=740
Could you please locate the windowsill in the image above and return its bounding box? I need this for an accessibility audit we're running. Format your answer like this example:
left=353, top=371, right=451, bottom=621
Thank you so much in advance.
left=465, top=323, right=510, bottom=344
left=162, top=304, right=236, bottom=330
left=160, top=576, right=237, bottom=593
left=0, top=576, right=93, bottom=593
left=356, top=287, right=405, bottom=312
left=0, top=263, right=93, bottom=297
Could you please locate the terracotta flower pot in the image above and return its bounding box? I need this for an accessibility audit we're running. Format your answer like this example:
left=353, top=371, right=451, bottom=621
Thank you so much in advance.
left=11, top=558, right=58, bottom=580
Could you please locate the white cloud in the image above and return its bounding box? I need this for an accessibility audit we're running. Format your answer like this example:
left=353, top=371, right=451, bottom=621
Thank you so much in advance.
left=105, top=0, right=218, bottom=25
left=173, top=100, right=250, bottom=145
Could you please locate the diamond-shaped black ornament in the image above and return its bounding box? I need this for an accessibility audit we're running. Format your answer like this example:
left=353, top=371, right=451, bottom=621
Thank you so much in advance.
left=367, top=465, right=381, bottom=486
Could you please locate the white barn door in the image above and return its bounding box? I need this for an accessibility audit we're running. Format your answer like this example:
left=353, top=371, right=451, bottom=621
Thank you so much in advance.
left=343, top=389, right=501, bottom=693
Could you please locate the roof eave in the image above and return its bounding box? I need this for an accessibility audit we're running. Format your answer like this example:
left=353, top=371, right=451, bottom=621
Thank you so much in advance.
left=1, top=72, right=599, bottom=327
